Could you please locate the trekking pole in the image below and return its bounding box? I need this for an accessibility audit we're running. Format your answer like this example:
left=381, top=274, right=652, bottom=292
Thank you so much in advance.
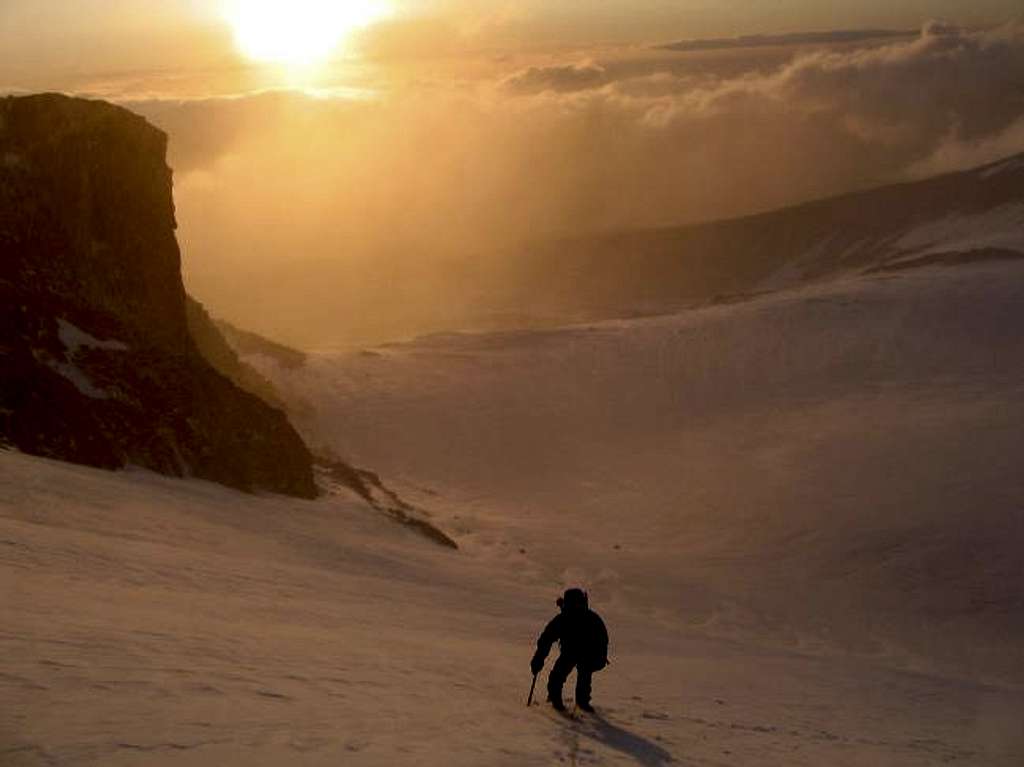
left=527, top=673, right=538, bottom=707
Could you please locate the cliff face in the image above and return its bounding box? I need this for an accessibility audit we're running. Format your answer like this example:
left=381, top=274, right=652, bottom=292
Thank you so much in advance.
left=0, top=94, right=317, bottom=498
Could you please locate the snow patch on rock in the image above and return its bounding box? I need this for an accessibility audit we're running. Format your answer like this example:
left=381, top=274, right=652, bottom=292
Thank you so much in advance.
left=44, top=359, right=111, bottom=400
left=57, top=319, right=129, bottom=353
left=35, top=320, right=128, bottom=400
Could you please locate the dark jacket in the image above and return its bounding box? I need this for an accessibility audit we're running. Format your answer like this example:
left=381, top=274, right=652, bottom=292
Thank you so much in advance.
left=536, top=607, right=609, bottom=669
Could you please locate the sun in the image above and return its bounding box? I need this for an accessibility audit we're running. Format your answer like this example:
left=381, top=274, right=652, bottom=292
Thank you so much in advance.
left=224, top=0, right=391, bottom=65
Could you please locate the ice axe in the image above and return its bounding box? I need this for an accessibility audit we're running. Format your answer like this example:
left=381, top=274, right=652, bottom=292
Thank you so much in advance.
left=527, top=672, right=538, bottom=707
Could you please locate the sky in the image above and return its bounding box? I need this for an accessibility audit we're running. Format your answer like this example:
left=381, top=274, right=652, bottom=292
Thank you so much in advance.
left=3, top=2, right=1024, bottom=347
left=2, top=0, right=1021, bottom=93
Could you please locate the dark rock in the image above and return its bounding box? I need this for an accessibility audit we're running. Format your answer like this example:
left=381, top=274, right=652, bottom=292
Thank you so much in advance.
left=0, top=93, right=317, bottom=498
left=317, top=457, right=457, bottom=549
left=186, top=296, right=288, bottom=410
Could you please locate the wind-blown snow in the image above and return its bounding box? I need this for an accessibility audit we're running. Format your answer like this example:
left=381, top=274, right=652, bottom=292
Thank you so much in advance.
left=893, top=203, right=1024, bottom=259
left=758, top=234, right=872, bottom=290
left=979, top=156, right=1024, bottom=180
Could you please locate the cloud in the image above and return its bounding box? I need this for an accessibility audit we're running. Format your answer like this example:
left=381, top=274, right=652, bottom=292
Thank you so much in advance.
left=502, top=61, right=608, bottom=94
left=126, top=22, right=1024, bottom=346
left=906, top=118, right=1024, bottom=179
left=660, top=28, right=917, bottom=53
left=493, top=21, right=1024, bottom=218
left=129, top=90, right=336, bottom=173
left=142, top=20, right=1024, bottom=233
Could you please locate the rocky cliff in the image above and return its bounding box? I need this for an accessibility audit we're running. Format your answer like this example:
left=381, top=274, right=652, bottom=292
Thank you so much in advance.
left=0, top=93, right=317, bottom=498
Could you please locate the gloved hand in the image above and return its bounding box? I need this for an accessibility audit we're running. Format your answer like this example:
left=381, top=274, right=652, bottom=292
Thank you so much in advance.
left=530, top=654, right=544, bottom=674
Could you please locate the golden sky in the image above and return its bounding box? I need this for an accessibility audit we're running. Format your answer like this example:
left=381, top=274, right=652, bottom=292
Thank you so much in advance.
left=1, top=0, right=1021, bottom=97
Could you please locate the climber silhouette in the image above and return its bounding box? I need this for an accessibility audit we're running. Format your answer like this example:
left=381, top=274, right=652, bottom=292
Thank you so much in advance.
left=531, top=588, right=609, bottom=712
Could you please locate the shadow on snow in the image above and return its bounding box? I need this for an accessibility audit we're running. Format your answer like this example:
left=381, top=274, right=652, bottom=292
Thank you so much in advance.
left=565, top=712, right=675, bottom=767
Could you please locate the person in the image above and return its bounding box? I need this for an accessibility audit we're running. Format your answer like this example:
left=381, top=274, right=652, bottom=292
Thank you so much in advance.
left=531, top=588, right=609, bottom=712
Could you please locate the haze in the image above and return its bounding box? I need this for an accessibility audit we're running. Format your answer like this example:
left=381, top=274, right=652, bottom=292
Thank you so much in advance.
left=3, top=1, right=1023, bottom=347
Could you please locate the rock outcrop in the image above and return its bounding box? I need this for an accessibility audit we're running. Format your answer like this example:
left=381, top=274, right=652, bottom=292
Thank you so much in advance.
left=0, top=93, right=317, bottom=498
left=185, top=296, right=289, bottom=411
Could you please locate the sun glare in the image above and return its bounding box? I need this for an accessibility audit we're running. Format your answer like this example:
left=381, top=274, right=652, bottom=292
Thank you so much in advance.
left=224, top=0, right=390, bottom=65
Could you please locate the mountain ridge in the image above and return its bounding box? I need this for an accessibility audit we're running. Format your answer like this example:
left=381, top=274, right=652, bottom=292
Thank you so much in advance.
left=506, top=149, right=1024, bottom=319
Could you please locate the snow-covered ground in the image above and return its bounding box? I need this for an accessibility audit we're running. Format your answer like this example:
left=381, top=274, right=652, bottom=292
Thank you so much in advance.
left=892, top=203, right=1024, bottom=262
left=276, top=261, right=1024, bottom=682
left=4, top=262, right=1024, bottom=764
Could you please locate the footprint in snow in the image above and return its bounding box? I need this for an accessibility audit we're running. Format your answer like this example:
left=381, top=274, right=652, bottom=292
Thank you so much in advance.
left=641, top=711, right=670, bottom=721
left=255, top=689, right=292, bottom=701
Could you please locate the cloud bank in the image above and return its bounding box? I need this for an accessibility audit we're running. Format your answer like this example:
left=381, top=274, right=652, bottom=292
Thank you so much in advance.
left=660, top=28, right=918, bottom=53
left=129, top=22, right=1024, bottom=346
left=502, top=61, right=608, bottom=94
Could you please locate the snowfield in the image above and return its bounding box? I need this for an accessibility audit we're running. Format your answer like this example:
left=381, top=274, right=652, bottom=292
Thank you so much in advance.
left=4, top=262, right=1024, bottom=765
left=892, top=202, right=1024, bottom=262
left=274, top=261, right=1024, bottom=683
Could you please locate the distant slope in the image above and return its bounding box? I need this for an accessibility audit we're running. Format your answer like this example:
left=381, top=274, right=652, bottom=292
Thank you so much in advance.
left=216, top=318, right=308, bottom=370
left=509, top=153, right=1024, bottom=318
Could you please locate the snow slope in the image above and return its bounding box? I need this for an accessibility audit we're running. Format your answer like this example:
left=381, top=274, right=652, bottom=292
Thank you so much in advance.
left=267, top=261, right=1024, bottom=686
left=3, top=451, right=1022, bottom=766
left=494, top=152, right=1024, bottom=333
left=4, top=261, right=1024, bottom=765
